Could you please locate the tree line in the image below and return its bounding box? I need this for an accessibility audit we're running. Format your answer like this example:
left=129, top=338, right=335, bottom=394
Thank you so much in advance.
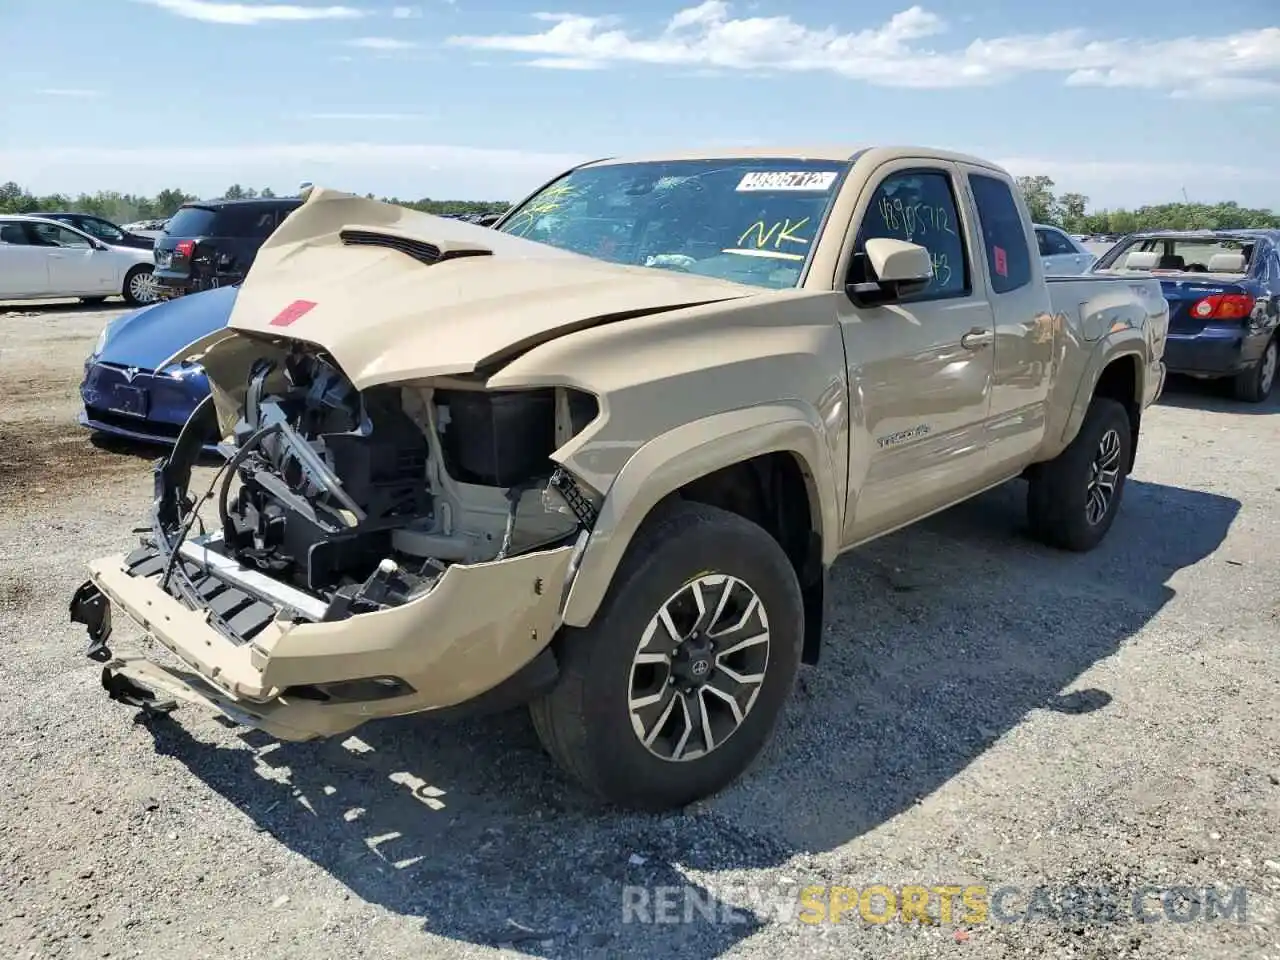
left=2, top=177, right=1276, bottom=234
left=0, top=181, right=510, bottom=223
left=1013, top=175, right=1280, bottom=234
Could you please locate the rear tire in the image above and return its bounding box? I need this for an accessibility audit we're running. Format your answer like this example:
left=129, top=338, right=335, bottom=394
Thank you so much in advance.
left=529, top=499, right=804, bottom=811
left=122, top=265, right=156, bottom=307
left=1232, top=337, right=1277, bottom=403
left=1027, top=397, right=1132, bottom=552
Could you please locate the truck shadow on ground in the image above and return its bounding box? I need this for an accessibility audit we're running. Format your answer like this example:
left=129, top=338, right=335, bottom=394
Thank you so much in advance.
left=142, top=476, right=1240, bottom=959
left=1156, top=373, right=1280, bottom=415
left=88, top=432, right=225, bottom=469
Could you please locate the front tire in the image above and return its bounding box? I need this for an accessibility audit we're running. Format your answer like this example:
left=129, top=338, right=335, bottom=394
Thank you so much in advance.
left=530, top=500, right=804, bottom=811
left=1027, top=396, right=1132, bottom=552
left=122, top=265, right=156, bottom=307
left=1232, top=337, right=1277, bottom=403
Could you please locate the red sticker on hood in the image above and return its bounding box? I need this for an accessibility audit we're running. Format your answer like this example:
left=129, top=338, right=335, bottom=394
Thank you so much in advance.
left=993, top=246, right=1008, bottom=277
left=270, top=299, right=318, bottom=327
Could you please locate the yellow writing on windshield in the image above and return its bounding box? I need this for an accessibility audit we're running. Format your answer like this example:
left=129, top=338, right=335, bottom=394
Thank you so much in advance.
left=738, top=217, right=811, bottom=251
left=505, top=182, right=578, bottom=236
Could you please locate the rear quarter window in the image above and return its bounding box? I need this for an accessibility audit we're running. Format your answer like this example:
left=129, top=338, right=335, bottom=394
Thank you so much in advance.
left=164, top=207, right=216, bottom=237
left=211, top=205, right=280, bottom=239
left=970, top=174, right=1032, bottom=294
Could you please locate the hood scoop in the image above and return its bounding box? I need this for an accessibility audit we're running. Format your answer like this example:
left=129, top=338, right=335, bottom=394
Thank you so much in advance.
left=338, top=225, right=494, bottom=266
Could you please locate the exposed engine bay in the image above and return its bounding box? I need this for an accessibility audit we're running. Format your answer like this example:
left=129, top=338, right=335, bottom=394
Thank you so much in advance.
left=150, top=344, right=600, bottom=634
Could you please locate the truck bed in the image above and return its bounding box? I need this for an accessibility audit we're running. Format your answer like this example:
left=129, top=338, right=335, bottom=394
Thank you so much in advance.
left=1042, top=271, right=1169, bottom=418
left=1046, top=272, right=1169, bottom=344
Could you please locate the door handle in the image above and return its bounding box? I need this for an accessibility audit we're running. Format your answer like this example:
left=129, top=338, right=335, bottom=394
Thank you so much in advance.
left=48, top=253, right=64, bottom=259
left=961, top=328, right=994, bottom=350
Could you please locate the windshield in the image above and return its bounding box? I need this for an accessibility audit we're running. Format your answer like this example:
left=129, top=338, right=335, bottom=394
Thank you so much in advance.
left=1096, top=236, right=1256, bottom=275
left=163, top=206, right=216, bottom=237
left=495, top=158, right=850, bottom=289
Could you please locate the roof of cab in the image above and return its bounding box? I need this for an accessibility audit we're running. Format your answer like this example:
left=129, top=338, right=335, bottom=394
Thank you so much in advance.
left=579, top=144, right=1010, bottom=171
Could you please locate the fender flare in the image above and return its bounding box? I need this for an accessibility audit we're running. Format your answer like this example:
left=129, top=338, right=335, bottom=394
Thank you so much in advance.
left=1059, top=332, right=1147, bottom=447
left=559, top=402, right=843, bottom=628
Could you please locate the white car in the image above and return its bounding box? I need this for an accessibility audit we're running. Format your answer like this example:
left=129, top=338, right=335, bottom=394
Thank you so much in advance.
left=0, top=215, right=158, bottom=305
left=1034, top=223, right=1098, bottom=275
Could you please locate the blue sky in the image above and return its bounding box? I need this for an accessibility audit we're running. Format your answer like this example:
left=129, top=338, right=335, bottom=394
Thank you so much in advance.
left=1, top=0, right=1278, bottom=209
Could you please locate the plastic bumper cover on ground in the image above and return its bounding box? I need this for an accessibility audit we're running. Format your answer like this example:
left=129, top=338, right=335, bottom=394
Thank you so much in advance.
left=70, top=543, right=576, bottom=740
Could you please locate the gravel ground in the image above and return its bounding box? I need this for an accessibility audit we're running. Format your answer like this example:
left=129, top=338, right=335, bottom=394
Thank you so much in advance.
left=1, top=299, right=1277, bottom=960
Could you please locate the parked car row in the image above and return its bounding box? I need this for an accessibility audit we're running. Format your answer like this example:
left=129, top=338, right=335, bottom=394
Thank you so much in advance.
left=2, top=197, right=513, bottom=309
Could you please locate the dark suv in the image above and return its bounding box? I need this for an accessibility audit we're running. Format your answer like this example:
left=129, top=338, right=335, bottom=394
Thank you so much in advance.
left=153, top=197, right=303, bottom=297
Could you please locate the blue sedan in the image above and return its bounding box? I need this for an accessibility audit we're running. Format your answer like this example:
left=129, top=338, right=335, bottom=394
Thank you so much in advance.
left=79, top=284, right=237, bottom=449
left=1092, top=229, right=1280, bottom=402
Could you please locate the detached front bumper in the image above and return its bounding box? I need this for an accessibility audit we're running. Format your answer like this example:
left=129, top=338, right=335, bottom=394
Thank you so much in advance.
left=70, top=541, right=575, bottom=741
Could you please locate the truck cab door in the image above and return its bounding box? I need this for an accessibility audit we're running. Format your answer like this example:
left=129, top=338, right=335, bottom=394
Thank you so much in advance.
left=832, top=160, right=997, bottom=545
left=961, top=167, right=1056, bottom=477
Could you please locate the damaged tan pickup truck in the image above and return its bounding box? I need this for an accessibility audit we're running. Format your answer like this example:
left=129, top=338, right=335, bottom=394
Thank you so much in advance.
left=71, top=146, right=1168, bottom=811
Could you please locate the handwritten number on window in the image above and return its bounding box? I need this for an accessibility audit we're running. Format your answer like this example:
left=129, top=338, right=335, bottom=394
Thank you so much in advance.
left=931, top=253, right=952, bottom=288
left=877, top=196, right=955, bottom=242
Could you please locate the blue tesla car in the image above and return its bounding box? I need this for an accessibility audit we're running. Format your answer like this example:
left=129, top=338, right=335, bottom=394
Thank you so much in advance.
left=79, top=284, right=237, bottom=449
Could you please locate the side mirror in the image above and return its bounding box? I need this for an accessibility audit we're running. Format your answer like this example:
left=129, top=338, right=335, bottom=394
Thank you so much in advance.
left=846, top=238, right=934, bottom=303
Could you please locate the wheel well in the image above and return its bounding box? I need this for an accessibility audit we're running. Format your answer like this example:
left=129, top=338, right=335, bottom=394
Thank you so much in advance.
left=674, top=452, right=826, bottom=665
left=1093, top=355, right=1141, bottom=472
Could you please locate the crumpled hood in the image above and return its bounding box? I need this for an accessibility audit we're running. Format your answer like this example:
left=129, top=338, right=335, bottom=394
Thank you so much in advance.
left=100, top=284, right=237, bottom=370
left=211, top=188, right=762, bottom=388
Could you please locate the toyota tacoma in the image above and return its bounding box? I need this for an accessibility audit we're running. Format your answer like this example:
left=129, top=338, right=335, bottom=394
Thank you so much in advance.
left=71, top=146, right=1168, bottom=811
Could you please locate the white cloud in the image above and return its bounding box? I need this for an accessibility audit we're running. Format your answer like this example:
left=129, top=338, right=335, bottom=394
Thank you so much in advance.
left=390, top=5, right=422, bottom=17
left=524, top=57, right=609, bottom=70
left=35, top=88, right=103, bottom=97
left=345, top=36, right=419, bottom=49
left=133, top=0, right=366, bottom=24
left=447, top=3, right=1280, bottom=98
